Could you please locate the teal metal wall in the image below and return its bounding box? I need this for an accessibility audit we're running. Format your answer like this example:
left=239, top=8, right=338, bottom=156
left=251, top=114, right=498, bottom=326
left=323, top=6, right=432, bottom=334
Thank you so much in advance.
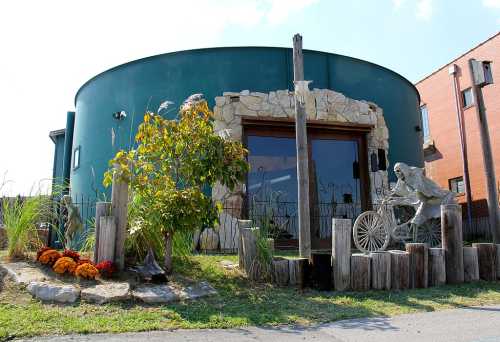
left=72, top=47, right=423, bottom=198
left=50, top=131, right=66, bottom=190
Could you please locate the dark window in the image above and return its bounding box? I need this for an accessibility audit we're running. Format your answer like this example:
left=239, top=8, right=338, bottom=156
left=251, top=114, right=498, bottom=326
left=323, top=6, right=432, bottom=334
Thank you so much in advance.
left=420, top=105, right=430, bottom=142
left=462, top=88, right=474, bottom=108
left=73, top=146, right=80, bottom=170
left=449, top=176, right=464, bottom=194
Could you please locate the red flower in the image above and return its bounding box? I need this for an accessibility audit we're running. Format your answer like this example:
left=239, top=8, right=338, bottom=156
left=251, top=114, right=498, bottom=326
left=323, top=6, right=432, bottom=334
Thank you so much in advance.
left=36, top=246, right=53, bottom=261
left=77, top=258, right=93, bottom=267
left=62, top=249, right=80, bottom=261
left=95, top=260, right=116, bottom=277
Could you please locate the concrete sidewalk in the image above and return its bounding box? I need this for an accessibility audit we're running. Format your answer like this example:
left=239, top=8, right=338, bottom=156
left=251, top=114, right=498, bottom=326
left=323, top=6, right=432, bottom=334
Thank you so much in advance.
left=16, top=305, right=500, bottom=342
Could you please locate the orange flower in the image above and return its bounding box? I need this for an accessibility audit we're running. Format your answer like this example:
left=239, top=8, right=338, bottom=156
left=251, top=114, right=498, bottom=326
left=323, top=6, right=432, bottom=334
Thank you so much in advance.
left=39, top=250, right=62, bottom=265
left=75, top=263, right=99, bottom=279
left=53, top=257, right=77, bottom=275
left=36, top=247, right=53, bottom=261
left=62, top=249, right=80, bottom=261
left=77, top=258, right=93, bottom=267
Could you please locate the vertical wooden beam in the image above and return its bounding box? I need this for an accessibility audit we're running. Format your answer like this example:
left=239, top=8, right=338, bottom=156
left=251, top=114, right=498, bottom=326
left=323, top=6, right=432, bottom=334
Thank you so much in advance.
left=350, top=253, right=371, bottom=291
left=463, top=246, right=479, bottom=282
left=472, top=243, right=497, bottom=281
left=441, top=204, right=464, bottom=284
left=428, top=248, right=446, bottom=287
left=496, top=244, right=500, bottom=280
left=111, top=169, right=129, bottom=271
left=241, top=227, right=260, bottom=280
left=293, top=33, right=311, bottom=259
left=331, top=219, right=351, bottom=291
left=406, top=243, right=429, bottom=288
left=389, top=250, right=410, bottom=290
left=237, top=219, right=252, bottom=269
left=272, top=257, right=289, bottom=286
left=97, top=216, right=116, bottom=263
left=370, top=252, right=391, bottom=290
left=289, top=258, right=309, bottom=288
left=94, top=201, right=111, bottom=263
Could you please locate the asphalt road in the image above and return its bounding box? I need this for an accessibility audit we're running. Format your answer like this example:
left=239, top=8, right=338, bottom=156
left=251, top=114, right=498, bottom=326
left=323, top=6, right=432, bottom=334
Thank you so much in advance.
left=16, top=305, right=500, bottom=342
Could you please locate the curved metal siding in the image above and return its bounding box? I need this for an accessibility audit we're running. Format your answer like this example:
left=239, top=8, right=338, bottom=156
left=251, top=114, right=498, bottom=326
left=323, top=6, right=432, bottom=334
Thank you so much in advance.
left=72, top=47, right=423, bottom=198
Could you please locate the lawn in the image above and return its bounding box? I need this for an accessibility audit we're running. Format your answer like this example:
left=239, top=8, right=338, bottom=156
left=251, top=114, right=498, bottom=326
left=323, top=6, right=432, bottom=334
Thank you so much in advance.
left=1, top=253, right=500, bottom=340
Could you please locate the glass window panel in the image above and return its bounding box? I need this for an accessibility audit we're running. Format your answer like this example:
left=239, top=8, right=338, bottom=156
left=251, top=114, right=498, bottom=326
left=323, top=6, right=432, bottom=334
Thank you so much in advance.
left=462, top=88, right=474, bottom=108
left=420, top=105, right=430, bottom=142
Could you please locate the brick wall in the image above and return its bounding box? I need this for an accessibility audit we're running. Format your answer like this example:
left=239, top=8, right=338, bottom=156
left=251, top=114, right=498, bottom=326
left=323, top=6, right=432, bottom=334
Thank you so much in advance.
left=416, top=33, right=500, bottom=217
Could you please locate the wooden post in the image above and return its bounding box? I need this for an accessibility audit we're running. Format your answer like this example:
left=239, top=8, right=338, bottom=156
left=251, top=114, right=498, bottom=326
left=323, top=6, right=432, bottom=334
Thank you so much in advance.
left=93, top=201, right=111, bottom=263
left=389, top=250, right=410, bottom=290
left=311, top=252, right=332, bottom=290
left=238, top=220, right=252, bottom=270
left=472, top=243, right=497, bottom=281
left=289, top=258, right=309, bottom=288
left=441, top=204, right=464, bottom=284
left=293, top=34, right=311, bottom=259
left=272, top=257, right=289, bottom=286
left=463, top=246, right=479, bottom=282
left=496, top=244, right=500, bottom=280
left=331, top=218, right=351, bottom=291
left=406, top=243, right=429, bottom=288
left=241, top=227, right=260, bottom=280
left=111, top=168, right=129, bottom=271
left=350, top=253, right=371, bottom=291
left=428, top=248, right=446, bottom=287
left=97, top=216, right=116, bottom=263
left=370, top=252, right=391, bottom=290
left=467, top=59, right=500, bottom=243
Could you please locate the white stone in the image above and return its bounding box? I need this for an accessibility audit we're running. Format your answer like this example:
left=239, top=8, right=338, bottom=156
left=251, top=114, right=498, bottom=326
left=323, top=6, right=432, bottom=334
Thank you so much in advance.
left=213, top=120, right=228, bottom=133
left=223, top=92, right=240, bottom=97
left=215, top=96, right=226, bottom=107
left=180, top=281, right=218, bottom=300
left=27, top=281, right=80, bottom=303
left=359, top=101, right=370, bottom=115
left=240, top=90, right=250, bottom=95
left=132, top=284, right=180, bottom=304
left=317, top=110, right=329, bottom=120
left=81, top=282, right=130, bottom=304
left=199, top=228, right=219, bottom=251
left=250, top=92, right=268, bottom=101
left=0, top=262, right=47, bottom=286
left=240, top=95, right=262, bottom=111
left=222, top=105, right=235, bottom=123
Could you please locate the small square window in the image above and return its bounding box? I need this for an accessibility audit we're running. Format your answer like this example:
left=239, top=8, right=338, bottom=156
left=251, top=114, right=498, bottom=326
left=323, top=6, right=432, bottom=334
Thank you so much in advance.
left=462, top=88, right=474, bottom=108
left=449, top=176, right=464, bottom=194
left=73, top=146, right=80, bottom=170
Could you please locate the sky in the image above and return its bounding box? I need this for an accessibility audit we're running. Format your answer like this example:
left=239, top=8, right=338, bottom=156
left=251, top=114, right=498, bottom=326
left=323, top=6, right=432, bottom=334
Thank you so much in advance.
left=0, top=0, right=498, bottom=196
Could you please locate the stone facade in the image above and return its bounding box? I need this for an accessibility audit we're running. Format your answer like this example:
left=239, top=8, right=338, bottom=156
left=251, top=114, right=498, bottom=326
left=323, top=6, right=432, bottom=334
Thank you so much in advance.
left=211, top=88, right=390, bottom=250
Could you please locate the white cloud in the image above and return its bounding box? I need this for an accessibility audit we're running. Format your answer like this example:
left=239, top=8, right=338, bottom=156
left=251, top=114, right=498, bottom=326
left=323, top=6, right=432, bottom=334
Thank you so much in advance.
left=416, top=0, right=433, bottom=20
left=0, top=0, right=319, bottom=196
left=483, top=0, right=500, bottom=8
left=392, top=0, right=406, bottom=9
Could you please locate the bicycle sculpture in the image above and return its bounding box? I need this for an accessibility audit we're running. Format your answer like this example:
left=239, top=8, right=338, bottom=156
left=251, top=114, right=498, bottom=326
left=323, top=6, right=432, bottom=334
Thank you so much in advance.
left=353, top=162, right=457, bottom=253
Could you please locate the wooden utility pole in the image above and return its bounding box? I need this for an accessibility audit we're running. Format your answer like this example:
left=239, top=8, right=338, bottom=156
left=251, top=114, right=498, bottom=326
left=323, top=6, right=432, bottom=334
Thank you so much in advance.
left=467, top=59, right=500, bottom=243
left=293, top=34, right=311, bottom=259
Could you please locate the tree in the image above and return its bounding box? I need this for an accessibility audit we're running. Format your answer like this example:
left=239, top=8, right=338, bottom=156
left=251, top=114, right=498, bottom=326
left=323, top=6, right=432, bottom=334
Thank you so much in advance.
left=104, top=96, right=248, bottom=274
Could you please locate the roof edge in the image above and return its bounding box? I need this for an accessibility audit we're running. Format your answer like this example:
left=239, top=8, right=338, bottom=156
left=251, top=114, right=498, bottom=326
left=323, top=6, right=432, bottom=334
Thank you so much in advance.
left=74, top=46, right=420, bottom=105
left=49, top=129, right=66, bottom=143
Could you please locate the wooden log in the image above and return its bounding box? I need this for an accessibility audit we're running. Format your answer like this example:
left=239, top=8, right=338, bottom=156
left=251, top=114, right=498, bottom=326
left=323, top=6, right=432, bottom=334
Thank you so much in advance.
left=111, top=168, right=129, bottom=271
left=288, top=258, right=309, bottom=288
left=463, top=246, right=479, bottom=282
left=97, top=216, right=116, bottom=263
left=406, top=243, right=429, bottom=288
left=94, top=202, right=112, bottom=263
left=331, top=218, right=351, bottom=291
left=428, top=248, right=446, bottom=287
left=441, top=204, right=464, bottom=284
left=237, top=220, right=252, bottom=270
left=311, top=252, right=332, bottom=291
left=350, top=253, right=371, bottom=291
left=241, top=227, right=260, bottom=280
left=272, top=257, right=289, bottom=286
left=472, top=243, right=498, bottom=281
left=497, top=244, right=500, bottom=280
left=389, top=250, right=410, bottom=290
left=370, top=252, right=391, bottom=290
left=267, top=238, right=275, bottom=254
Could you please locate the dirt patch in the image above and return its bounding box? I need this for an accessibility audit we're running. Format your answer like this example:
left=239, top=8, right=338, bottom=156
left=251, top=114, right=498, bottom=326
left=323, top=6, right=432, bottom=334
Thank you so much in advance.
left=0, top=266, right=33, bottom=305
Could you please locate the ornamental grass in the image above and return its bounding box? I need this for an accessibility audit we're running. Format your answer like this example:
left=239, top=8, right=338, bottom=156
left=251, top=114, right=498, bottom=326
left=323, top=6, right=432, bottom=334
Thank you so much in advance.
left=52, top=256, right=77, bottom=275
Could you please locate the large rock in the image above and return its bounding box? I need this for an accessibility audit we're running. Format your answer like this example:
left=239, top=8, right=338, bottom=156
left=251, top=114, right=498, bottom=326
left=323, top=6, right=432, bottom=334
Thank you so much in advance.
left=132, top=284, right=180, bottom=304
left=81, top=282, right=130, bottom=304
left=27, top=281, right=80, bottom=303
left=0, top=262, right=47, bottom=285
left=180, top=281, right=218, bottom=300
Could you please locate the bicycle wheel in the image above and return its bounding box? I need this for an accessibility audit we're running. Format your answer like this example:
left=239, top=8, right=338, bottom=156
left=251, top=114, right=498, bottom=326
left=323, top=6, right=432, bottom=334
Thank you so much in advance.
left=353, top=211, right=390, bottom=253
left=416, top=218, right=441, bottom=247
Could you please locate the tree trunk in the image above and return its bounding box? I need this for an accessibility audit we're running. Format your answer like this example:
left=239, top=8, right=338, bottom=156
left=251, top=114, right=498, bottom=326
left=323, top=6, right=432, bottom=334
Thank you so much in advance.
left=428, top=248, right=446, bottom=287
left=370, top=252, right=391, bottom=290
left=164, top=231, right=173, bottom=275
left=406, top=243, right=429, bottom=288
left=389, top=250, right=410, bottom=290
left=350, top=253, right=371, bottom=291
left=441, top=204, right=464, bottom=284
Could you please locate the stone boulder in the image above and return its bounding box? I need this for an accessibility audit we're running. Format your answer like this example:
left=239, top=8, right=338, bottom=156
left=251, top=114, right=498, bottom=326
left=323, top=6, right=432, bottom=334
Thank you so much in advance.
left=27, top=281, right=80, bottom=303
left=81, top=282, right=130, bottom=304
left=132, top=284, right=180, bottom=304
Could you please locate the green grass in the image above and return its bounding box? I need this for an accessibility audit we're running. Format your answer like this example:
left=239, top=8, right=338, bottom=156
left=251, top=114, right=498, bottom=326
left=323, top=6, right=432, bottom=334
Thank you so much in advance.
left=1, top=254, right=500, bottom=339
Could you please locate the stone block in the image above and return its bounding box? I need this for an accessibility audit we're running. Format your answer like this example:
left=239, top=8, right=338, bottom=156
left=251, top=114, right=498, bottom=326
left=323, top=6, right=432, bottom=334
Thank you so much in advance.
left=215, top=96, right=226, bottom=106
left=240, top=95, right=263, bottom=111
left=1, top=262, right=47, bottom=285
left=132, top=284, right=180, bottom=304
left=81, top=282, right=130, bottom=304
left=27, top=281, right=80, bottom=303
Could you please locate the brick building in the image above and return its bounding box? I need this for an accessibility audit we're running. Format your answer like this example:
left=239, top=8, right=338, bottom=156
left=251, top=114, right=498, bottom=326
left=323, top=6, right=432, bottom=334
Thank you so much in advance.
left=416, top=32, right=500, bottom=218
